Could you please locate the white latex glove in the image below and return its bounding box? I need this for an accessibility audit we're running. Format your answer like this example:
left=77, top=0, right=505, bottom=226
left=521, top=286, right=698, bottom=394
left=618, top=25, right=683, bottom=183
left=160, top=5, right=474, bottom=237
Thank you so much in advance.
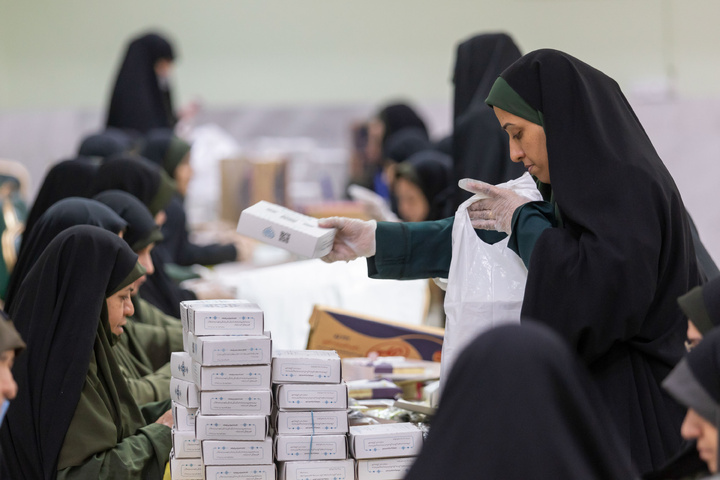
left=318, top=217, right=377, bottom=263
left=460, top=178, right=532, bottom=234
left=347, top=184, right=400, bottom=222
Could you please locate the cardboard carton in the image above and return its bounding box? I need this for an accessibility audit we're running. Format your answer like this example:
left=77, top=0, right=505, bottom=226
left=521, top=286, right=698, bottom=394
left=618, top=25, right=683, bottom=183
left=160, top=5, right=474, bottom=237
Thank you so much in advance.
left=171, top=377, right=200, bottom=408
left=349, top=423, right=423, bottom=459
left=356, top=457, right=417, bottom=480
left=205, top=464, right=276, bottom=480
left=195, top=414, right=269, bottom=441
left=274, top=434, right=348, bottom=462
left=199, top=389, right=272, bottom=416
left=202, top=438, right=274, bottom=466
left=271, top=350, right=341, bottom=384
left=169, top=451, right=204, bottom=480
left=185, top=302, right=264, bottom=336
left=172, top=429, right=202, bottom=459
left=274, top=382, right=348, bottom=410
left=307, top=306, right=443, bottom=362
left=219, top=156, right=288, bottom=225
left=172, top=402, right=198, bottom=433
left=188, top=332, right=272, bottom=366
left=278, top=459, right=355, bottom=480
left=273, top=409, right=349, bottom=436
left=172, top=352, right=194, bottom=382
left=192, top=363, right=271, bottom=391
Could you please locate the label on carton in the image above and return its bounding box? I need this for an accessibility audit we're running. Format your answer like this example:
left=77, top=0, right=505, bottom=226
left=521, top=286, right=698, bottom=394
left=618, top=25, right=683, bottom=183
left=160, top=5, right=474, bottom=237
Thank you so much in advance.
left=189, top=333, right=272, bottom=366
left=206, top=464, right=276, bottom=480
left=200, top=390, right=272, bottom=416
left=195, top=414, right=268, bottom=441
left=202, top=438, right=273, bottom=465
left=275, top=434, right=347, bottom=462
left=275, top=383, right=348, bottom=410
left=193, top=363, right=271, bottom=391
left=274, top=410, right=349, bottom=435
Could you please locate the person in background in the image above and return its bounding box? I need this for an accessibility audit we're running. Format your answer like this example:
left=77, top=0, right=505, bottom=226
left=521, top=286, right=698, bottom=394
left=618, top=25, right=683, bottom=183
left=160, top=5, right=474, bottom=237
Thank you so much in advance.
left=658, top=326, right=720, bottom=479
left=0, top=310, right=23, bottom=424
left=405, top=322, right=638, bottom=480
left=77, top=128, right=135, bottom=160
left=320, top=49, right=701, bottom=473
left=678, top=276, right=720, bottom=351
left=451, top=32, right=526, bottom=209
left=1, top=226, right=172, bottom=479
left=5, top=198, right=127, bottom=313
left=141, top=129, right=240, bottom=267
left=393, top=150, right=455, bottom=222
left=106, top=32, right=178, bottom=135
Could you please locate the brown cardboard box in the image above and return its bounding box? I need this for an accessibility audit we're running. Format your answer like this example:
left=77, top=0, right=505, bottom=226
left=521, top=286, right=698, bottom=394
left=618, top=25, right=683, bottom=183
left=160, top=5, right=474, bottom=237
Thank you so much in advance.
left=307, top=305, right=443, bottom=362
left=219, top=156, right=289, bottom=223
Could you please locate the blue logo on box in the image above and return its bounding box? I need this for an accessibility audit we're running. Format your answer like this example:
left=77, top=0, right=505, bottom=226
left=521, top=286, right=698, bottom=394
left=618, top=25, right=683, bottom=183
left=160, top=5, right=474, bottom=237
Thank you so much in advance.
left=262, top=227, right=275, bottom=239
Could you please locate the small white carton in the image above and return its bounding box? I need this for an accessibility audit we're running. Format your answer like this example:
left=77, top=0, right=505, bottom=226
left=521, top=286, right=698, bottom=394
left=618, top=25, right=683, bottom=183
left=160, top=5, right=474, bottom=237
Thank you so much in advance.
left=202, top=438, right=274, bottom=465
left=188, top=332, right=272, bottom=366
left=187, top=302, right=264, bottom=336
left=278, top=459, right=355, bottom=480
left=271, top=350, right=341, bottom=384
left=182, top=328, right=190, bottom=354
left=349, top=423, right=424, bottom=459
left=169, top=450, right=205, bottom=480
left=172, top=402, right=198, bottom=432
left=274, top=382, right=348, bottom=410
left=273, top=409, right=349, bottom=435
left=237, top=200, right=336, bottom=258
left=172, top=352, right=194, bottom=382
left=172, top=428, right=202, bottom=458
left=356, top=457, right=417, bottom=480
left=171, top=377, right=200, bottom=408
left=195, top=414, right=269, bottom=441
left=193, top=362, right=271, bottom=391
left=205, top=464, right=276, bottom=480
left=199, top=390, right=273, bottom=416
left=274, top=434, right=348, bottom=462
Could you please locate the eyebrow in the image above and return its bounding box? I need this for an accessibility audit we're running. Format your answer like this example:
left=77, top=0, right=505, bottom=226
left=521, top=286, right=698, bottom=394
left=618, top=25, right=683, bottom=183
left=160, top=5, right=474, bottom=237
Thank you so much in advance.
left=501, top=122, right=515, bottom=131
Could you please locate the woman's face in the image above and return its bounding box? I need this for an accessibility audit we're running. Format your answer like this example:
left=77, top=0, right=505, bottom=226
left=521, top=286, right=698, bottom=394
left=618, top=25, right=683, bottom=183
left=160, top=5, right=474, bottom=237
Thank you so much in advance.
left=174, top=153, right=193, bottom=197
left=154, top=58, right=174, bottom=80
left=106, top=284, right=135, bottom=335
left=133, top=243, right=155, bottom=291
left=681, top=408, right=718, bottom=472
left=0, top=350, right=17, bottom=404
left=493, top=107, right=550, bottom=184
left=395, top=177, right=430, bottom=222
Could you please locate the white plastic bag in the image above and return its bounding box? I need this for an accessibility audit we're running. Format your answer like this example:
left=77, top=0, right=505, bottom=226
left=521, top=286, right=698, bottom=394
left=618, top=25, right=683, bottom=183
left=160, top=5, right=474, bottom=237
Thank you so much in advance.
left=439, top=173, right=542, bottom=394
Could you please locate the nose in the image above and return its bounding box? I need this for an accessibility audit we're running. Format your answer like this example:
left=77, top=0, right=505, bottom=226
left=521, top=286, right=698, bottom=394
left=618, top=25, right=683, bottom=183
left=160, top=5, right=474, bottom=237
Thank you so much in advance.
left=0, top=371, right=18, bottom=402
left=509, top=140, right=525, bottom=163
left=680, top=410, right=701, bottom=440
left=124, top=298, right=135, bottom=317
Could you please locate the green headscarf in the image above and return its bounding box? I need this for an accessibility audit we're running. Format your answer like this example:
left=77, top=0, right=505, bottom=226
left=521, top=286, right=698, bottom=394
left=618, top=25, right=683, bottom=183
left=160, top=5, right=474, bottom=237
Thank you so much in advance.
left=164, top=137, right=191, bottom=178
left=485, top=77, right=544, bottom=127
left=147, top=170, right=176, bottom=217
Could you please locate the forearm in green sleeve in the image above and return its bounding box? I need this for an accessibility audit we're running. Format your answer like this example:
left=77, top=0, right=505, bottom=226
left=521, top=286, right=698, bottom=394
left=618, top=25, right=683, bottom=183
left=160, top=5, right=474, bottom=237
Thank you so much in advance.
left=508, top=201, right=556, bottom=268
left=57, top=423, right=171, bottom=480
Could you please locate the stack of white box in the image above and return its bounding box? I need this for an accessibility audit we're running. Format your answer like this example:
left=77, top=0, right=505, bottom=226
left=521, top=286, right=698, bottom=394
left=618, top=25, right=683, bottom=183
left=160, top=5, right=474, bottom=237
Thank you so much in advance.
left=272, top=350, right=354, bottom=480
left=349, top=423, right=424, bottom=480
left=169, top=299, right=275, bottom=480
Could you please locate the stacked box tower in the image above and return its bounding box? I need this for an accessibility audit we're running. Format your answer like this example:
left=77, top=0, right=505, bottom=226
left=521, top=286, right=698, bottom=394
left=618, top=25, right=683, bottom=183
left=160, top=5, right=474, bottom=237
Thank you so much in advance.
left=170, top=299, right=275, bottom=480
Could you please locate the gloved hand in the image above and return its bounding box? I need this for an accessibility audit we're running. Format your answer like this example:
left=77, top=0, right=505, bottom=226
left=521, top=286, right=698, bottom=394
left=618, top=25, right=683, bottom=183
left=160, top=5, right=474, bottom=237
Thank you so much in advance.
left=318, top=217, right=377, bottom=263
left=460, top=178, right=532, bottom=234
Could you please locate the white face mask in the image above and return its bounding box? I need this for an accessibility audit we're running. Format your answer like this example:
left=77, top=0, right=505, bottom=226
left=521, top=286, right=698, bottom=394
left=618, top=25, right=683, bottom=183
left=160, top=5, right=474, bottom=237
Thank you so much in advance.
left=0, top=399, right=9, bottom=425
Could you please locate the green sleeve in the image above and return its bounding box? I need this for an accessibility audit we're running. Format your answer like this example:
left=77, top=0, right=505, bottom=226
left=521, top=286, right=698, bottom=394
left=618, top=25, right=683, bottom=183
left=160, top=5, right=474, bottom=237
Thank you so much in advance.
left=123, top=364, right=171, bottom=405
left=133, top=296, right=182, bottom=328
left=368, top=218, right=506, bottom=280
left=508, top=201, right=557, bottom=268
left=126, top=320, right=182, bottom=371
left=56, top=423, right=171, bottom=480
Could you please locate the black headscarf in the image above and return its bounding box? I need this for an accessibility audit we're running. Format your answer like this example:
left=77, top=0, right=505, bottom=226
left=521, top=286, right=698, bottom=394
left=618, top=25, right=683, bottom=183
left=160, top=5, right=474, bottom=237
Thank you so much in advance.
left=1, top=225, right=143, bottom=479
left=406, top=322, right=638, bottom=480
left=22, top=159, right=99, bottom=251
left=89, top=154, right=176, bottom=216
left=5, top=198, right=127, bottom=314
left=486, top=49, right=701, bottom=473
left=140, top=129, right=191, bottom=178
left=395, top=150, right=455, bottom=221
left=93, top=190, right=163, bottom=253
left=77, top=128, right=135, bottom=159
left=377, top=103, right=429, bottom=146
left=382, top=127, right=432, bottom=163
left=106, top=32, right=177, bottom=135
left=452, top=33, right=525, bottom=208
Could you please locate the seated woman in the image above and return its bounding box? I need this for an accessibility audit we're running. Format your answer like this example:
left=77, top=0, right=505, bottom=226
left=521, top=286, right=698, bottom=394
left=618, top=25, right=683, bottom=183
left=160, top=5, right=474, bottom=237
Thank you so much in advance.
left=0, top=310, right=24, bottom=423
left=1, top=225, right=172, bottom=479
left=405, top=322, right=637, bottom=479
left=141, top=129, right=239, bottom=267
left=393, top=150, right=455, bottom=222
left=678, top=276, right=720, bottom=351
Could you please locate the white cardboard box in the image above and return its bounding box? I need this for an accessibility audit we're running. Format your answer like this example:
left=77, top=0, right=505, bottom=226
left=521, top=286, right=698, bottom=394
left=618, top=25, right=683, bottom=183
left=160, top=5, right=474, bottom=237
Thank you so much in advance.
left=273, top=409, right=349, bottom=436
left=189, top=333, right=272, bottom=366
left=199, top=390, right=273, bottom=416
left=236, top=200, right=336, bottom=258
left=172, top=402, right=198, bottom=433
left=195, top=414, right=269, bottom=441
left=187, top=302, right=264, bottom=336
left=356, top=457, right=417, bottom=480
left=349, top=423, right=423, bottom=459
left=171, top=377, right=200, bottom=408
left=205, top=464, right=276, bottom=480
left=172, top=352, right=194, bottom=382
left=278, top=459, right=355, bottom=480
left=172, top=428, right=202, bottom=458
left=169, top=450, right=205, bottom=480
left=180, top=299, right=252, bottom=330
left=201, top=438, right=274, bottom=465
left=271, top=350, right=341, bottom=384
left=274, top=383, right=348, bottom=410
left=274, top=434, right=348, bottom=462
left=193, top=363, right=271, bottom=391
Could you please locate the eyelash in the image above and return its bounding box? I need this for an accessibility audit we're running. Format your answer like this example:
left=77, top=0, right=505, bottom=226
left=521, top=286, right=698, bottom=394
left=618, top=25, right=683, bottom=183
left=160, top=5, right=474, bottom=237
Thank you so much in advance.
left=512, top=132, right=522, bottom=140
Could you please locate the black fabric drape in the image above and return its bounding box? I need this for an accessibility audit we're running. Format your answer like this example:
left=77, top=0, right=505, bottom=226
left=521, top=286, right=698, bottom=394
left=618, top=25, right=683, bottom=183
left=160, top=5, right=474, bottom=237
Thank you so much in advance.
left=5, top=198, right=126, bottom=314
left=406, top=322, right=638, bottom=480
left=93, top=190, right=161, bottom=253
left=377, top=103, right=428, bottom=146
left=138, top=247, right=195, bottom=318
left=21, top=159, right=99, bottom=253
left=452, top=33, right=525, bottom=208
left=382, top=127, right=431, bottom=163
left=77, top=128, right=135, bottom=159
left=499, top=49, right=702, bottom=473
left=1, top=226, right=139, bottom=479
left=106, top=33, right=176, bottom=135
